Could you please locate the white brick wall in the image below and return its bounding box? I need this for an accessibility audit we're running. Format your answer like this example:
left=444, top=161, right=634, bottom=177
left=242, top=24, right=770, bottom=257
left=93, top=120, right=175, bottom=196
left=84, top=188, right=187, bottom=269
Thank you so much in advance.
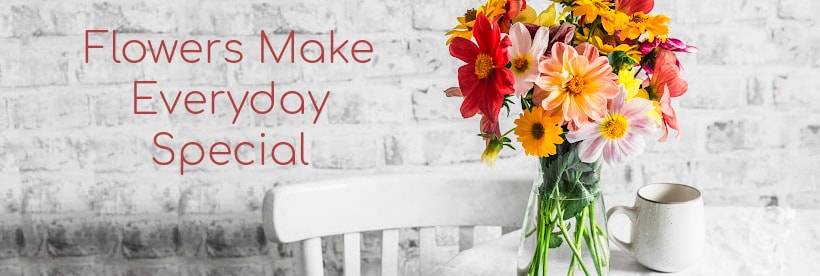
left=0, top=0, right=818, bottom=275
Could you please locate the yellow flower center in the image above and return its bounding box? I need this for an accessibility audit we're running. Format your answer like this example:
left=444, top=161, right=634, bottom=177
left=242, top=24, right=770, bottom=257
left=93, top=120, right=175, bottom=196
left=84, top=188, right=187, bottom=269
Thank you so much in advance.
left=600, top=114, right=629, bottom=140
left=474, top=53, right=494, bottom=80
left=511, top=56, right=530, bottom=75
left=464, top=9, right=478, bottom=23
left=566, top=76, right=585, bottom=94
left=531, top=123, right=545, bottom=140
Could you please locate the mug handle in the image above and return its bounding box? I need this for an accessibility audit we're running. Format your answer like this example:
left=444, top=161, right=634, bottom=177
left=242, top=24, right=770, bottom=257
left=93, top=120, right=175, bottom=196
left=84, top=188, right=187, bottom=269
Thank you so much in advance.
left=606, top=205, right=636, bottom=256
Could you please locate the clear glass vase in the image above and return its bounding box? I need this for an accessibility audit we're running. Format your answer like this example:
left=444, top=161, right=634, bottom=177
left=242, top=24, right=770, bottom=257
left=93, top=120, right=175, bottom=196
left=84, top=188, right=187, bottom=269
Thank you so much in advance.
left=516, top=144, right=610, bottom=276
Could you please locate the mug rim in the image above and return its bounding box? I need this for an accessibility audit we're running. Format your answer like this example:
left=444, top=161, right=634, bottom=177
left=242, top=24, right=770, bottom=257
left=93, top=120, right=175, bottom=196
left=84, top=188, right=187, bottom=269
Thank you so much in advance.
left=637, top=183, right=702, bottom=204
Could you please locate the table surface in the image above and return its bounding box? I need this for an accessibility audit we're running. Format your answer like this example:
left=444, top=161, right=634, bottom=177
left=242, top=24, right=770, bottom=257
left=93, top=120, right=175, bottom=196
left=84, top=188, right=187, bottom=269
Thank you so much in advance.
left=431, top=206, right=820, bottom=276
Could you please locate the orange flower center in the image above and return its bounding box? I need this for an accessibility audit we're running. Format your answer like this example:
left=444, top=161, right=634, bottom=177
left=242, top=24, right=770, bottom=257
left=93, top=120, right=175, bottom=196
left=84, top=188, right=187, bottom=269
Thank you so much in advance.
left=631, top=14, right=646, bottom=24
left=474, top=53, right=494, bottom=80
left=566, top=76, right=586, bottom=94
left=600, top=114, right=629, bottom=140
left=464, top=9, right=478, bottom=23
left=531, top=123, right=545, bottom=140
left=512, top=56, right=530, bottom=72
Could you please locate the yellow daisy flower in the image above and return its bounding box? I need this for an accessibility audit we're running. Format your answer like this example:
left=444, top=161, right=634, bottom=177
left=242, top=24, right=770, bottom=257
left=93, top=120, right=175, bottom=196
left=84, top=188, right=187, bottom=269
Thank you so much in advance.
left=589, top=36, right=642, bottom=64
left=446, top=0, right=507, bottom=45
left=572, top=0, right=629, bottom=34
left=619, top=12, right=670, bottom=42
left=514, top=107, right=565, bottom=157
left=618, top=68, right=642, bottom=100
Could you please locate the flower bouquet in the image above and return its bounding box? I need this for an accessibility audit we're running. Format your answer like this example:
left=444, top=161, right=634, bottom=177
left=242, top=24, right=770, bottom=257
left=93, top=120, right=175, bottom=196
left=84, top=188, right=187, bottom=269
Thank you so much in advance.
left=443, top=0, right=696, bottom=275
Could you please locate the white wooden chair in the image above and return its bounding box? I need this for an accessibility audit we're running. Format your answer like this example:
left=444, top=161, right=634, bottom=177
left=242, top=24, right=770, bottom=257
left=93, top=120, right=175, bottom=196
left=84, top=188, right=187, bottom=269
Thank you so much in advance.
left=261, top=171, right=532, bottom=276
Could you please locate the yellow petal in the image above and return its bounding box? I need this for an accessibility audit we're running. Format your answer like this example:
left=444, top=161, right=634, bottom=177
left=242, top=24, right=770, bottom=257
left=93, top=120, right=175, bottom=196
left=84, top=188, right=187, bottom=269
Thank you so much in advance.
left=536, top=3, right=558, bottom=27
left=513, top=6, right=537, bottom=24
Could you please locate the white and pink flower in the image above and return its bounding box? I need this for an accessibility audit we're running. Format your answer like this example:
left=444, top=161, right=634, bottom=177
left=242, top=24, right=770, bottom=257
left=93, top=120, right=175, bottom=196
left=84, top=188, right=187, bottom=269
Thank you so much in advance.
left=566, top=87, right=657, bottom=165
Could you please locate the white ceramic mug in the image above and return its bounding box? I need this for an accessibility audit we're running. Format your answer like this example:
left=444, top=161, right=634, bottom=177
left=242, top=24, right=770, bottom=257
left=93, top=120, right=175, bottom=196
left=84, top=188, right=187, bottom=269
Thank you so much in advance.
left=606, top=183, right=704, bottom=272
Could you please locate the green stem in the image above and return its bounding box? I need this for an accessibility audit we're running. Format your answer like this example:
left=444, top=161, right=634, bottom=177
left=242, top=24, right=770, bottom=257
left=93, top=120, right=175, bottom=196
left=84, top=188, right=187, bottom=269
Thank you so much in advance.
left=595, top=224, right=610, bottom=267
left=557, top=205, right=591, bottom=276
left=566, top=207, right=588, bottom=276
left=585, top=203, right=604, bottom=275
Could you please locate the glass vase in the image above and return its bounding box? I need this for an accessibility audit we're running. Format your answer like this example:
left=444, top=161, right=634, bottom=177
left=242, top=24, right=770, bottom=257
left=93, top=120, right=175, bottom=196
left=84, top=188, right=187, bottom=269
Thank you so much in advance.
left=516, top=143, right=610, bottom=276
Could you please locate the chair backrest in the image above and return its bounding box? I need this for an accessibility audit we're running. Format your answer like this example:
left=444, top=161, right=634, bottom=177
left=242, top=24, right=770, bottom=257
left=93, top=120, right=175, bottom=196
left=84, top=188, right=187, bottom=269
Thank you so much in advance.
left=261, top=171, right=533, bottom=276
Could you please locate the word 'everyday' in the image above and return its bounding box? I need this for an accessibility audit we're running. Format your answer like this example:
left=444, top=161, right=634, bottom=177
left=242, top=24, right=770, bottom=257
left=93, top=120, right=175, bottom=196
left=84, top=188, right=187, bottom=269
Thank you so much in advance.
left=133, top=81, right=330, bottom=125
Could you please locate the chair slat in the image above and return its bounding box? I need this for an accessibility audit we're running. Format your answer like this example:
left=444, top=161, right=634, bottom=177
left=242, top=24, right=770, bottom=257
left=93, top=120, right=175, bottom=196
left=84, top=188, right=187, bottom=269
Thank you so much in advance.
left=343, top=233, right=361, bottom=276
left=381, top=229, right=399, bottom=276
left=458, top=226, right=474, bottom=252
left=419, top=227, right=437, bottom=276
left=302, top=237, right=324, bottom=276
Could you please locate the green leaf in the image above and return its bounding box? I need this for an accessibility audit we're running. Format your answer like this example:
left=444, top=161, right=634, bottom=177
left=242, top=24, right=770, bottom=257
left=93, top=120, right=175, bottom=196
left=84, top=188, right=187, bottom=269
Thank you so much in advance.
left=548, top=231, right=564, bottom=248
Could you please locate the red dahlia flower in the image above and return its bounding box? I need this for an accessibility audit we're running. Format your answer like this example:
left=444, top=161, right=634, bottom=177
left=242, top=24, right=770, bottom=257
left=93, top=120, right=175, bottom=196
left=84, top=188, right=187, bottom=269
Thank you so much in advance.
left=449, top=13, right=515, bottom=122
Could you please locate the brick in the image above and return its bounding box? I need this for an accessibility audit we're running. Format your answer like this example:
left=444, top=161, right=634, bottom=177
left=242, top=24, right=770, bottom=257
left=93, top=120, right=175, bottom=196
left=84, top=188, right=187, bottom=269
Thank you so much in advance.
left=676, top=0, right=730, bottom=24
left=311, top=132, right=382, bottom=169
left=17, top=133, right=92, bottom=172
left=88, top=86, right=172, bottom=128
left=205, top=219, right=267, bottom=258
left=0, top=224, right=22, bottom=259
left=799, top=124, right=820, bottom=148
left=188, top=1, right=340, bottom=36
left=398, top=228, right=420, bottom=276
left=410, top=80, right=465, bottom=121
left=177, top=215, right=267, bottom=258
left=185, top=262, right=268, bottom=276
left=0, top=266, right=21, bottom=276
left=636, top=154, right=693, bottom=185
left=747, top=74, right=772, bottom=106
left=769, top=21, right=819, bottom=65
left=0, top=168, right=22, bottom=216
left=32, top=263, right=102, bottom=276
left=326, top=82, right=412, bottom=124
left=420, top=122, right=485, bottom=165
left=693, top=27, right=772, bottom=65
left=778, top=0, right=818, bottom=20
left=345, top=0, right=413, bottom=33
left=0, top=39, right=69, bottom=87
left=20, top=170, right=95, bottom=214
left=10, top=90, right=91, bottom=130
left=704, top=119, right=743, bottom=153
left=93, top=173, right=179, bottom=215
left=0, top=98, right=9, bottom=130
left=786, top=191, right=820, bottom=208
left=121, top=218, right=179, bottom=259
left=322, top=235, right=344, bottom=276
left=772, top=69, right=820, bottom=111
left=90, top=132, right=157, bottom=173
left=110, top=264, right=180, bottom=276
left=679, top=66, right=745, bottom=109
left=300, top=35, right=454, bottom=82
left=8, top=5, right=48, bottom=37
left=410, top=0, right=482, bottom=31
left=178, top=175, right=270, bottom=214
left=732, top=0, right=777, bottom=21
left=20, top=217, right=119, bottom=258
left=0, top=6, right=12, bottom=38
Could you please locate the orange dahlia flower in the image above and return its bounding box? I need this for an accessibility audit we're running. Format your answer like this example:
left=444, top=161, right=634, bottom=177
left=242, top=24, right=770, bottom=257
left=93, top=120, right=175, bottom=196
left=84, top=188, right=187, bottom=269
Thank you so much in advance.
left=535, top=43, right=619, bottom=130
